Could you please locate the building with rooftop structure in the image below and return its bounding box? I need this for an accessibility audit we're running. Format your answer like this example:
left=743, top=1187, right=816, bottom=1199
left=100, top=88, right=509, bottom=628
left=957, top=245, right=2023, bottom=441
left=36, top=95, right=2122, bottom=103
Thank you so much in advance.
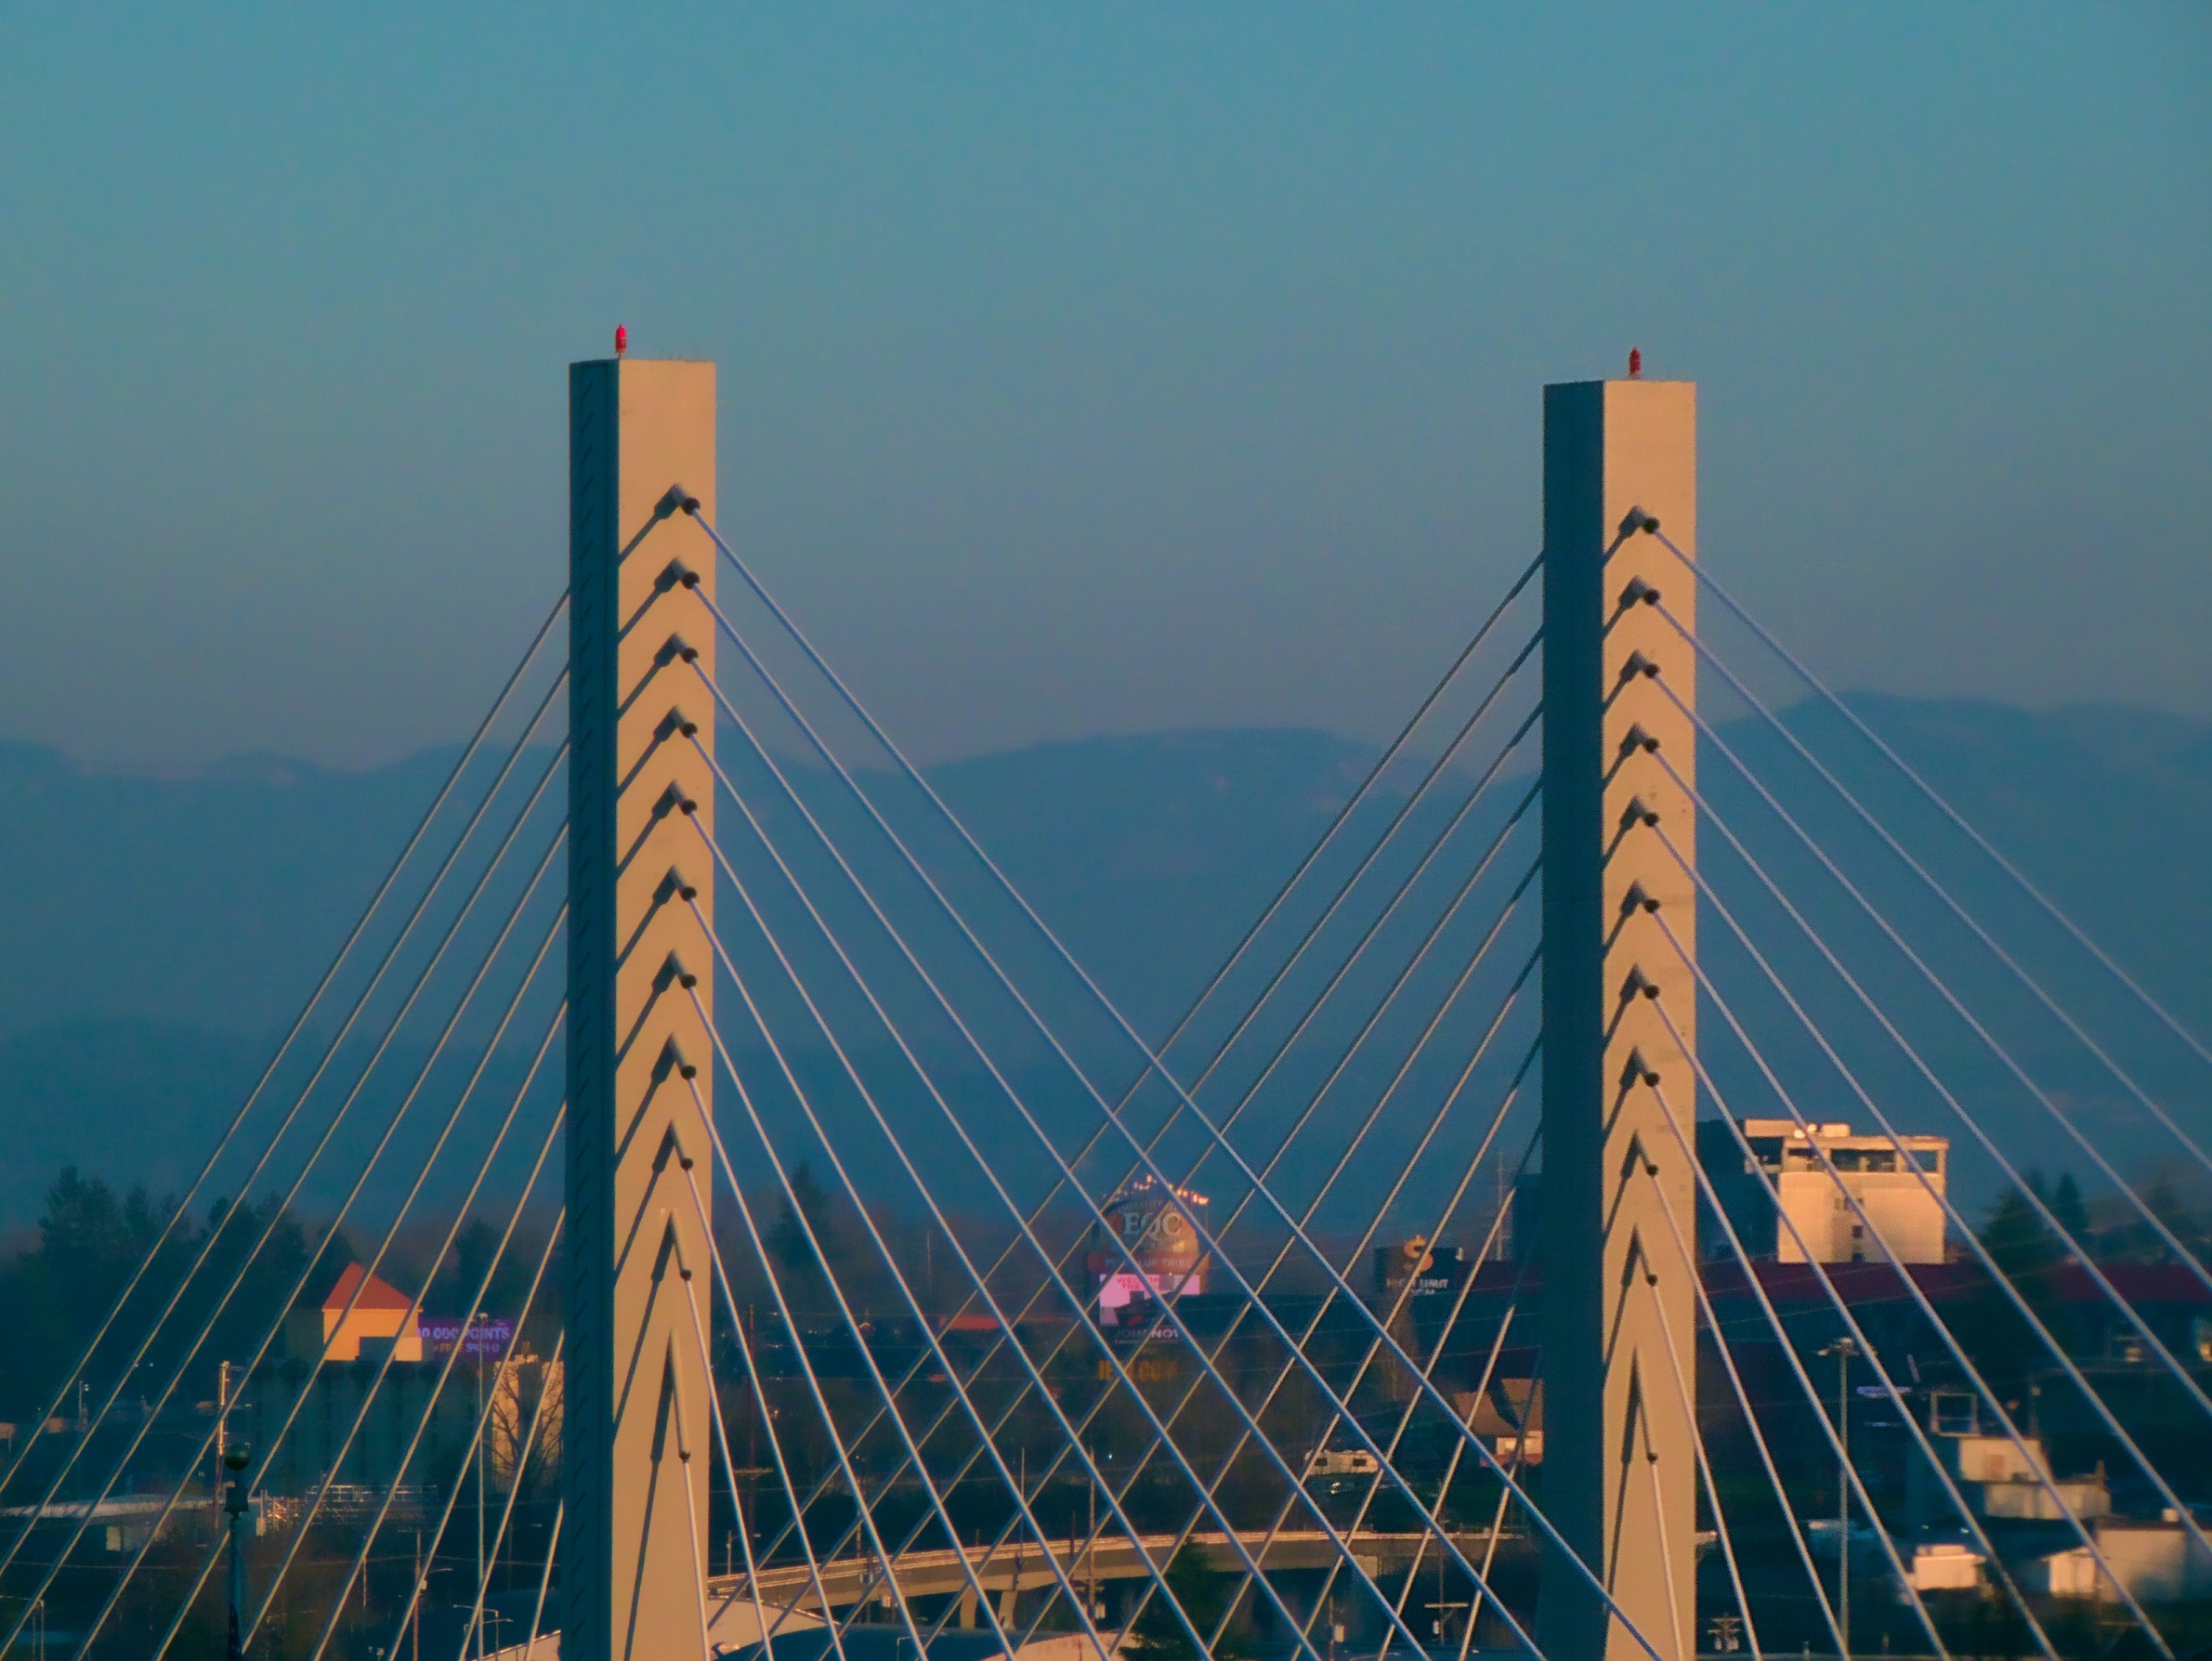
left=1698, top=1116, right=1950, bottom=1265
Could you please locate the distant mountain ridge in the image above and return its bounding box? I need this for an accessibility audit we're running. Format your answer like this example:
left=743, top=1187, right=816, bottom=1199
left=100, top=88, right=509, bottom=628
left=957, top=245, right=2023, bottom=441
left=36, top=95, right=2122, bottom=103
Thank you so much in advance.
left=3, top=702, right=2210, bottom=1226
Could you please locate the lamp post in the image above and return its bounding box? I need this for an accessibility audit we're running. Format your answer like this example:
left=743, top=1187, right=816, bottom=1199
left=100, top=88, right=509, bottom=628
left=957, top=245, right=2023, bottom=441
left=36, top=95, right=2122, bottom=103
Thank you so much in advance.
left=224, top=1444, right=253, bottom=1661
left=1821, top=1337, right=1859, bottom=1658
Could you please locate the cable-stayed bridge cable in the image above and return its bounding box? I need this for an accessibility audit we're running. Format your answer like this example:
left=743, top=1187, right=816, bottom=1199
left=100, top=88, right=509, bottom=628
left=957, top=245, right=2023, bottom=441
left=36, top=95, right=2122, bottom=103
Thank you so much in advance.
left=327, top=1147, right=567, bottom=1661
left=1639, top=775, right=2212, bottom=1569
left=1644, top=686, right=2212, bottom=1393
left=0, top=662, right=569, bottom=1580
left=0, top=591, right=568, bottom=1512
left=1646, top=585, right=2212, bottom=1195
left=98, top=862, right=566, bottom=1656
left=1650, top=525, right=2212, bottom=1096
left=229, top=900, right=569, bottom=1617
left=1644, top=1029, right=2061, bottom=1661
left=1638, top=897, right=2177, bottom=1654
left=677, top=1068, right=1023, bottom=1661
left=672, top=691, right=1558, bottom=1654
left=971, top=968, right=1538, bottom=1660
left=676, top=844, right=1321, bottom=1661
left=3, top=784, right=569, bottom=1659
left=710, top=663, right=1538, bottom=1616
left=677, top=814, right=1420, bottom=1661
left=682, top=626, right=1536, bottom=1542
left=1646, top=1085, right=1961, bottom=1661
left=1141, top=1042, right=1541, bottom=1660
left=684, top=518, right=1650, bottom=1655
left=661, top=577, right=1540, bottom=1597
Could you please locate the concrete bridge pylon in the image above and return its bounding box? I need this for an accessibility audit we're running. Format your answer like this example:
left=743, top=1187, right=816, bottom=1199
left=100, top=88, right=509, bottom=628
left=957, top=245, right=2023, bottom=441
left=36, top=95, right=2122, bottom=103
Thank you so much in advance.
left=1536, top=374, right=1699, bottom=1661
left=565, top=355, right=721, bottom=1660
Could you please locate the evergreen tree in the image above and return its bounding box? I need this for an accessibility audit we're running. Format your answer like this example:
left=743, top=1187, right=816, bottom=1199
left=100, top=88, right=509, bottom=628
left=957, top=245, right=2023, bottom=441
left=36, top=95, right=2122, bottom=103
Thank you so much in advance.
left=1126, top=1541, right=1253, bottom=1661
left=2048, top=1171, right=2090, bottom=1249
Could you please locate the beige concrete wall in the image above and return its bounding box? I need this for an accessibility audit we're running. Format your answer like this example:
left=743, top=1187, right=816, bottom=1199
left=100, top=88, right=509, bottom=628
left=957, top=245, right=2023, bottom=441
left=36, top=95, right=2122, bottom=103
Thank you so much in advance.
left=1775, top=1170, right=1948, bottom=1265
left=566, top=357, right=719, bottom=1661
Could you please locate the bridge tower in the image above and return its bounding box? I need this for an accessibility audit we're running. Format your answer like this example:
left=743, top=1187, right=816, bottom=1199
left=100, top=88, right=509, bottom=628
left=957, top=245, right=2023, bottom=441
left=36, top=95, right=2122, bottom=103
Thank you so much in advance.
left=565, top=355, right=720, bottom=1659
left=1536, top=376, right=1698, bottom=1661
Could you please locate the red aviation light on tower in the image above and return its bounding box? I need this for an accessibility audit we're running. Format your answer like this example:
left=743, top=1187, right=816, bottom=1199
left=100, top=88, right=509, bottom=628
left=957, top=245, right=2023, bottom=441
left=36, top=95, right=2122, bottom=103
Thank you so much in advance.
left=1628, top=347, right=1642, bottom=378
left=614, top=324, right=628, bottom=357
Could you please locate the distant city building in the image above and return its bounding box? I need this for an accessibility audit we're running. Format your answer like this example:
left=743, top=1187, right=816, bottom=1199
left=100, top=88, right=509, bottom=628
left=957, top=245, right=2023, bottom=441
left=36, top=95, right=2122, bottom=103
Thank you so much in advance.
left=1088, top=1174, right=1210, bottom=1327
left=1698, top=1117, right=1949, bottom=1264
left=1373, top=1236, right=1465, bottom=1303
left=284, top=1263, right=425, bottom=1363
left=1906, top=1421, right=2110, bottom=1528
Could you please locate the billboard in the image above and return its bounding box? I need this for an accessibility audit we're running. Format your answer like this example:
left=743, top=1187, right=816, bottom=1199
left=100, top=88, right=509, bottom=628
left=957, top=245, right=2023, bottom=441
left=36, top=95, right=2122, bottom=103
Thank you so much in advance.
left=1088, top=1174, right=1211, bottom=1327
left=418, top=1317, right=517, bottom=1359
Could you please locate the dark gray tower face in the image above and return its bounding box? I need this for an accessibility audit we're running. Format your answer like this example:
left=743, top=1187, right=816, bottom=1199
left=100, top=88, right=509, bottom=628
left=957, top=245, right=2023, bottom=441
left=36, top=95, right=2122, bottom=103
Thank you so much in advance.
left=567, top=358, right=720, bottom=1660
left=1536, top=378, right=1698, bottom=1661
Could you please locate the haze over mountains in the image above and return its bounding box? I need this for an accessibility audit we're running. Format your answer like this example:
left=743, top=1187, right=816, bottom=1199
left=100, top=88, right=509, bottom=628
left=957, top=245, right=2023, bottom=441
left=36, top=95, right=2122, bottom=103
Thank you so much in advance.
left=3, top=699, right=2209, bottom=1229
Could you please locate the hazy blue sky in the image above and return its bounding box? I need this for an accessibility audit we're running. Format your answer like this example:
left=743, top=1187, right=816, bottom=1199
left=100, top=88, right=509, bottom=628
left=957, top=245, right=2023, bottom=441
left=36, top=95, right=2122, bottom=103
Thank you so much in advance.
left=1, top=7, right=2205, bottom=769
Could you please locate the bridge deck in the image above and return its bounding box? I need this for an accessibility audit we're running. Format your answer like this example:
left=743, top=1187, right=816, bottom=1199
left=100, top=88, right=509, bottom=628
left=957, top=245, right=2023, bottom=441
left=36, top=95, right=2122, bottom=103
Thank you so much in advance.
left=710, top=1530, right=1512, bottom=1617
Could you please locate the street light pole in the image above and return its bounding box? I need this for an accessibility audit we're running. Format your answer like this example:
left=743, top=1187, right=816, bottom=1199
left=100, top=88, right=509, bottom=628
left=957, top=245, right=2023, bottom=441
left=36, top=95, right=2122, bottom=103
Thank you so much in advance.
left=1822, top=1337, right=1859, bottom=1658
left=224, top=1444, right=252, bottom=1661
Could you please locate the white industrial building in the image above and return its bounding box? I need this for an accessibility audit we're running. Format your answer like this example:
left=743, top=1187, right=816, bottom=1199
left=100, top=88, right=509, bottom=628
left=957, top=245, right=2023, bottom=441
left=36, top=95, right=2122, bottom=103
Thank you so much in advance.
left=1699, top=1117, right=1950, bottom=1265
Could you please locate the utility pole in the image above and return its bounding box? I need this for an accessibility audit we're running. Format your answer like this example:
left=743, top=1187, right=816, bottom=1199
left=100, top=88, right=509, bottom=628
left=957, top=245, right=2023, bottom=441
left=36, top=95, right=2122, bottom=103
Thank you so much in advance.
left=477, top=1320, right=487, bottom=1661
left=214, top=1360, right=233, bottom=1505
left=1823, top=1337, right=1859, bottom=1658
left=223, top=1444, right=252, bottom=1661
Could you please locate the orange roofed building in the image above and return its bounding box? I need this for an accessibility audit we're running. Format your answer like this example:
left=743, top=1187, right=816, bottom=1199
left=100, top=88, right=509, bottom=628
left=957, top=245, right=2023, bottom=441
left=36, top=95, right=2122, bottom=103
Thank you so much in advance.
left=284, top=1263, right=424, bottom=1363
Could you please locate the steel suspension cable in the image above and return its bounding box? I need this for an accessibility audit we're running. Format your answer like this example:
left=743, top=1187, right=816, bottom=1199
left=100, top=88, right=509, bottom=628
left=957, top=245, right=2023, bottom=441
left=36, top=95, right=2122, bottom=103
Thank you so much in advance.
left=229, top=900, right=569, bottom=1624
left=677, top=860, right=1301, bottom=1660
left=674, top=1069, right=1026, bottom=1661
left=9, top=796, right=569, bottom=1658
left=856, top=971, right=1537, bottom=1661
left=666, top=1164, right=790, bottom=1659
left=145, top=1085, right=564, bottom=1661
left=1645, top=694, right=2212, bottom=1387
left=452, top=1327, right=565, bottom=1661
left=1295, top=1113, right=1541, bottom=1655
left=1647, top=589, right=2212, bottom=1195
left=1646, top=1007, right=2064, bottom=1661
left=684, top=793, right=1551, bottom=1661
left=1640, top=791, right=2212, bottom=1571
left=0, top=673, right=569, bottom=1576
left=136, top=961, right=564, bottom=1658
left=1649, top=526, right=2212, bottom=1098
left=674, top=650, right=1539, bottom=1582
left=716, top=739, right=1538, bottom=1614
left=1169, top=1079, right=1541, bottom=1661
left=665, top=561, right=1538, bottom=1539
left=675, top=706, right=1563, bottom=1658
left=268, top=990, right=566, bottom=1652
left=1632, top=1205, right=1761, bottom=1661
left=1639, top=898, right=2175, bottom=1655
left=334, top=1159, right=566, bottom=1661
left=687, top=1166, right=855, bottom=1661
left=0, top=592, right=567, bottom=1511
left=679, top=867, right=1381, bottom=1661
left=684, top=780, right=1622, bottom=1661
left=680, top=525, right=1643, bottom=1646
left=1640, top=1155, right=1822, bottom=1661
left=694, top=1168, right=857, bottom=1661
left=1647, top=1086, right=1957, bottom=1661
left=980, top=974, right=1538, bottom=1661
